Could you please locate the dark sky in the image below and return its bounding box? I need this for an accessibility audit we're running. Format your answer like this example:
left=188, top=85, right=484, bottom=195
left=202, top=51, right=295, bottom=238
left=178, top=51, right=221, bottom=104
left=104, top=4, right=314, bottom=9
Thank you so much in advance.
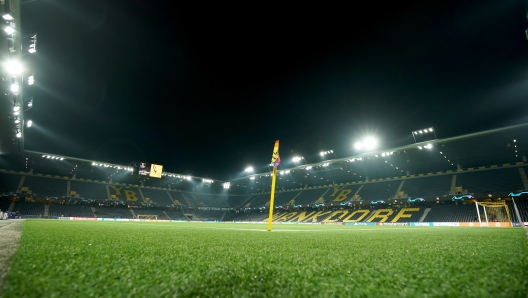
left=20, top=0, right=528, bottom=179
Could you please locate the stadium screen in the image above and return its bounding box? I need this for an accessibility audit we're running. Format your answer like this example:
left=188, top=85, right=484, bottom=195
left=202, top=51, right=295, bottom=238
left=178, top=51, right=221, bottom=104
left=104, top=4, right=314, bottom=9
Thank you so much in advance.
left=136, top=162, right=163, bottom=178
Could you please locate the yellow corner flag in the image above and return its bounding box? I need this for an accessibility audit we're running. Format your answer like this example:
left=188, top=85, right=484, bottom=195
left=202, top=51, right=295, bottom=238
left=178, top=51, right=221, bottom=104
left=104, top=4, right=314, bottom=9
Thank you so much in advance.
left=268, top=140, right=280, bottom=231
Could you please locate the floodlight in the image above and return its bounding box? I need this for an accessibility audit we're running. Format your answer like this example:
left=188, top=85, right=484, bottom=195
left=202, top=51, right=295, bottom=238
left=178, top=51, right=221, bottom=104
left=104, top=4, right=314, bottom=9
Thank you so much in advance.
left=47, top=156, right=51, bottom=158
left=60, top=158, right=64, bottom=160
left=10, top=83, right=19, bottom=94
left=13, top=105, right=20, bottom=112
left=419, top=130, right=423, bottom=134
left=5, top=60, right=22, bottom=75
left=26, top=120, right=32, bottom=127
left=14, top=117, right=20, bottom=124
left=245, top=166, right=253, bottom=173
left=185, top=176, right=191, bottom=180
left=28, top=47, right=36, bottom=54
left=4, top=26, right=15, bottom=35
left=2, top=14, right=14, bottom=21
left=16, top=131, right=21, bottom=138
left=429, top=128, right=433, bottom=132
left=223, top=182, right=230, bottom=189
left=305, top=166, right=312, bottom=170
left=320, top=152, right=324, bottom=156
left=292, top=156, right=303, bottom=162
left=249, top=176, right=255, bottom=180
left=418, top=146, right=423, bottom=150
left=28, top=100, right=33, bottom=108
left=28, top=75, right=34, bottom=85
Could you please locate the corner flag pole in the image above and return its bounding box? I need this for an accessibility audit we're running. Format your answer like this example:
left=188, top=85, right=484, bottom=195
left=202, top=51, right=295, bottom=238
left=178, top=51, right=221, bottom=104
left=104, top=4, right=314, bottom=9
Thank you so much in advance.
left=267, top=140, right=280, bottom=231
left=267, top=167, right=277, bottom=231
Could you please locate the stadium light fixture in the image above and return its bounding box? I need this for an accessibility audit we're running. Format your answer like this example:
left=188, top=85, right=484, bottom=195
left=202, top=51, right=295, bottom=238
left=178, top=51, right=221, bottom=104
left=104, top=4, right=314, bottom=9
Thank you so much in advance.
left=2, top=14, right=14, bottom=21
left=245, top=166, right=253, bottom=173
left=249, top=176, right=255, bottom=180
left=223, top=182, right=230, bottom=189
left=26, top=120, right=32, bottom=127
left=16, top=130, right=21, bottom=138
left=354, top=137, right=378, bottom=151
left=10, top=83, right=19, bottom=94
left=305, top=166, right=313, bottom=170
left=28, top=75, right=34, bottom=85
left=4, top=26, right=15, bottom=35
left=5, top=60, right=23, bottom=75
left=292, top=156, right=304, bottom=163
left=412, top=127, right=436, bottom=142
left=320, top=150, right=335, bottom=159
left=14, top=117, right=20, bottom=124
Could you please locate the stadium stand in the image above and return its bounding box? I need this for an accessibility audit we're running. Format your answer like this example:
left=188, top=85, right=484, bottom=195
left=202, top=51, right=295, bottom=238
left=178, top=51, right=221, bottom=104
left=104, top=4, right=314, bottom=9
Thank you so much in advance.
left=357, top=181, right=397, bottom=200
left=455, top=168, right=524, bottom=196
left=0, top=198, right=12, bottom=212
left=170, top=192, right=192, bottom=206
left=163, top=209, right=189, bottom=221
left=192, top=193, right=229, bottom=207
left=423, top=204, right=478, bottom=222
left=400, top=175, right=452, bottom=198
left=16, top=201, right=45, bottom=216
left=70, top=181, right=108, bottom=200
left=140, top=188, right=174, bottom=206
left=290, top=188, right=329, bottom=205
left=93, top=206, right=132, bottom=218
left=48, top=204, right=94, bottom=218
left=23, top=175, right=67, bottom=197
left=0, top=172, right=21, bottom=193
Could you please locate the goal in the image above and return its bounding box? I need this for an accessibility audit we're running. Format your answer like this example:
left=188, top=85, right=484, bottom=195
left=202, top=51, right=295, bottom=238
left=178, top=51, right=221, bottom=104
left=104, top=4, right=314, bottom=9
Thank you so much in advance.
left=474, top=201, right=512, bottom=227
left=136, top=214, right=158, bottom=220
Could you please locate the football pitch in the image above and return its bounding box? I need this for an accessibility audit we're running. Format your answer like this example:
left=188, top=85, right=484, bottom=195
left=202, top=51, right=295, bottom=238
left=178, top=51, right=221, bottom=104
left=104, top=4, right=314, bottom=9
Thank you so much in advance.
left=1, top=220, right=527, bottom=297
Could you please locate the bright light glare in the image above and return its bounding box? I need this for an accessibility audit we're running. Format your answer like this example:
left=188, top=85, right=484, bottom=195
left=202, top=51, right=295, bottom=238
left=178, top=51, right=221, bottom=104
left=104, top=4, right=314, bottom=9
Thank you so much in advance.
left=5, top=60, right=22, bottom=75
left=355, top=137, right=377, bottom=151
left=10, top=83, right=19, bottom=93
left=2, top=14, right=13, bottom=21
left=292, top=156, right=302, bottom=162
left=223, top=182, right=230, bottom=189
left=13, top=105, right=20, bottom=112
left=429, top=128, right=433, bottom=132
left=4, top=26, right=15, bottom=35
left=354, top=142, right=363, bottom=150
left=319, top=152, right=324, bottom=156
left=26, top=120, right=32, bottom=127
left=249, top=176, right=255, bottom=180
left=245, top=166, right=253, bottom=173
left=28, top=75, right=34, bottom=85
left=16, top=131, right=21, bottom=138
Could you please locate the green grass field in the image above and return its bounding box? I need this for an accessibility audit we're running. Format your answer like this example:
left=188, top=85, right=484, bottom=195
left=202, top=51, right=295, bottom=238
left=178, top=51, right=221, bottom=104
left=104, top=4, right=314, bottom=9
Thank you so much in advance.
left=1, top=220, right=527, bottom=297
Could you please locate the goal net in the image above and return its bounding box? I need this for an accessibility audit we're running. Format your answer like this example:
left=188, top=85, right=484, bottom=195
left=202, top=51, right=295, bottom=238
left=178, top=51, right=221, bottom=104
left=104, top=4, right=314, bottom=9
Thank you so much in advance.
left=475, top=201, right=511, bottom=227
left=136, top=215, right=158, bottom=220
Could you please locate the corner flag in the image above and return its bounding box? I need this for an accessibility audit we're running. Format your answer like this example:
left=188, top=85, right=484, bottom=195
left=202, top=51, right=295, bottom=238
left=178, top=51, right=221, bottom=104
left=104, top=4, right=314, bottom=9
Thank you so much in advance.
left=268, top=140, right=280, bottom=231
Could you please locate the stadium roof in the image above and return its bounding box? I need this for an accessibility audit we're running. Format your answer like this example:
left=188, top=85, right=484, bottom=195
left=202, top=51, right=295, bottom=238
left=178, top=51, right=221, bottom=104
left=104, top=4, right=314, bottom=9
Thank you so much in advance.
left=1, top=123, right=526, bottom=194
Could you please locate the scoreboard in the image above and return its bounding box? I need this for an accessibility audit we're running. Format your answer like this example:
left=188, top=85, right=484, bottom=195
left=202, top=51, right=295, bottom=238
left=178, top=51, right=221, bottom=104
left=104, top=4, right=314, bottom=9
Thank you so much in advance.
left=135, top=162, right=163, bottom=178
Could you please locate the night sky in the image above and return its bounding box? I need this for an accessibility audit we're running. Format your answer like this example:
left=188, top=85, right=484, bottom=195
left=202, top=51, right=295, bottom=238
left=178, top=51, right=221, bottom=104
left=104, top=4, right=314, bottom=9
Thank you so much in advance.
left=20, top=0, right=528, bottom=179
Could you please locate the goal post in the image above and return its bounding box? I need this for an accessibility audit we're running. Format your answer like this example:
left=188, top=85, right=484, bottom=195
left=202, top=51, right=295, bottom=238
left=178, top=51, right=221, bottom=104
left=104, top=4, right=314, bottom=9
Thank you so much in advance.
left=474, top=201, right=512, bottom=227
left=136, top=214, right=158, bottom=220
